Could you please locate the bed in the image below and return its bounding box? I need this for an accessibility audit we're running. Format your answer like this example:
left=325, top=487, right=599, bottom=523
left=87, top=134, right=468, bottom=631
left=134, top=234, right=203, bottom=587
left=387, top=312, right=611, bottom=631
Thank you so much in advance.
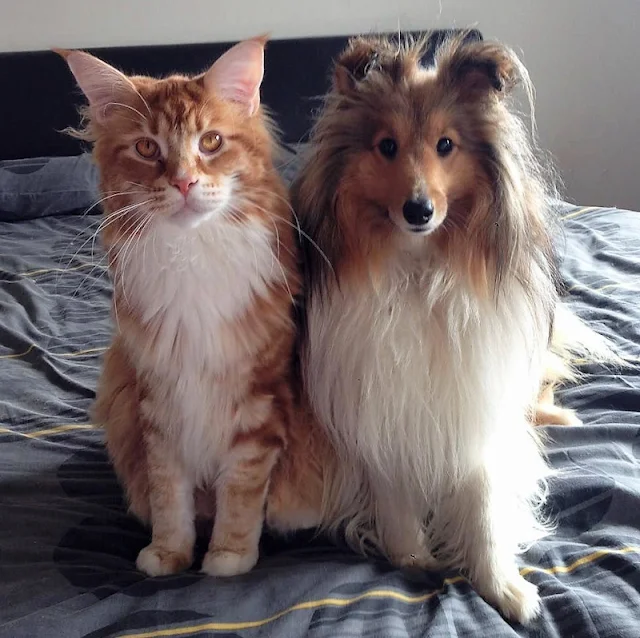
left=1, top=32, right=639, bottom=638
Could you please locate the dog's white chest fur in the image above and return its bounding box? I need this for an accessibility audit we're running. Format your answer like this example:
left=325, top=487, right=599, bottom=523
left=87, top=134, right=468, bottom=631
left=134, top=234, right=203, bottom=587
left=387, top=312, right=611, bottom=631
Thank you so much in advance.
left=118, top=218, right=279, bottom=480
left=306, top=265, right=547, bottom=499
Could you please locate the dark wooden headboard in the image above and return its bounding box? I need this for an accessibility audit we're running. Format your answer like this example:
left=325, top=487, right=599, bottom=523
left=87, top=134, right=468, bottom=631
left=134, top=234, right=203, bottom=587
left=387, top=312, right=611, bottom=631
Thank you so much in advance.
left=0, top=30, right=480, bottom=161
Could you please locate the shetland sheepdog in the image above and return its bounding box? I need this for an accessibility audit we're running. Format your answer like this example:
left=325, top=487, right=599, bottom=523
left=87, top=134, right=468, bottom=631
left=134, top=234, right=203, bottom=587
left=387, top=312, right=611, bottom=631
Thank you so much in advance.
left=288, top=34, right=615, bottom=624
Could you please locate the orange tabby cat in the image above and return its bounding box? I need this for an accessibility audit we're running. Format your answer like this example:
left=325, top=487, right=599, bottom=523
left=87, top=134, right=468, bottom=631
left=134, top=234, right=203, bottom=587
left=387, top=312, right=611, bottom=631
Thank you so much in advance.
left=59, top=37, right=309, bottom=577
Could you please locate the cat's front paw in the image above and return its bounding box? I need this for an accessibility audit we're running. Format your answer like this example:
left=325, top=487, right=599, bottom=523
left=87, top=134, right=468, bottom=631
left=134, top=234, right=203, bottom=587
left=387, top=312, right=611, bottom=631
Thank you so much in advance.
left=136, top=543, right=193, bottom=577
left=201, top=548, right=259, bottom=577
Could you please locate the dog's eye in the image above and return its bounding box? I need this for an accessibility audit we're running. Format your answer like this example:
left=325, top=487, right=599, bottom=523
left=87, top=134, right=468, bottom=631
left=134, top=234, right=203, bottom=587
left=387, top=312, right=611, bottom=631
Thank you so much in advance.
left=436, top=137, right=454, bottom=157
left=378, top=138, right=398, bottom=160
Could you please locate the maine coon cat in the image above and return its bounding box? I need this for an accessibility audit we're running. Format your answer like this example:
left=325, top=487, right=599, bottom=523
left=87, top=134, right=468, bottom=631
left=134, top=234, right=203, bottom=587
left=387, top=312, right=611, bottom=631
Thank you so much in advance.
left=60, top=37, right=307, bottom=577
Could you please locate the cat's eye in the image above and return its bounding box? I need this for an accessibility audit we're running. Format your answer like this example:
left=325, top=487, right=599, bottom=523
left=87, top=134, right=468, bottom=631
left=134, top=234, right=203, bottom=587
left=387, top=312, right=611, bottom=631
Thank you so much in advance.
left=436, top=137, right=454, bottom=157
left=135, top=138, right=160, bottom=160
left=378, top=137, right=398, bottom=160
left=199, top=131, right=223, bottom=154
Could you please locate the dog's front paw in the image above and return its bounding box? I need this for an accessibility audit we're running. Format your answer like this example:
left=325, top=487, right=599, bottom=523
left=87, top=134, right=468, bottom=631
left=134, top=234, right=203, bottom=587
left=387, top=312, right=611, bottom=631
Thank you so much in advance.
left=136, top=543, right=193, bottom=577
left=480, top=572, right=541, bottom=625
left=201, top=548, right=259, bottom=577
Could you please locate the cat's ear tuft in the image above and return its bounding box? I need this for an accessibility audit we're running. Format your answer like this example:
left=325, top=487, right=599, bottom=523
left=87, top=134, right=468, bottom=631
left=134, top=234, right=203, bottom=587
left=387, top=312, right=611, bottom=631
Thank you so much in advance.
left=204, top=36, right=266, bottom=116
left=58, top=49, right=139, bottom=123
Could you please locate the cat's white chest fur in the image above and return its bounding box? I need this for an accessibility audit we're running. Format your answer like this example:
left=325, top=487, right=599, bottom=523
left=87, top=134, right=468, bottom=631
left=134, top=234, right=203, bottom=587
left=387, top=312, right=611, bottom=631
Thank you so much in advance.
left=117, top=217, right=280, bottom=481
left=126, top=219, right=277, bottom=343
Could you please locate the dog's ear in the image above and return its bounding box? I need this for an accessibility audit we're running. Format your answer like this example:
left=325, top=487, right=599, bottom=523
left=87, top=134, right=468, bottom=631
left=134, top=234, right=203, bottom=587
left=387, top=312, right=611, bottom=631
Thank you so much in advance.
left=334, top=37, right=386, bottom=94
left=438, top=38, right=522, bottom=99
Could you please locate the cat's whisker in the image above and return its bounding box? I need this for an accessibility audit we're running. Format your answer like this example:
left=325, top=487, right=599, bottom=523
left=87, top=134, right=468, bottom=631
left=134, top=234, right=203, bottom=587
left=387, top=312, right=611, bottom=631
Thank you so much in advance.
left=272, top=247, right=295, bottom=305
left=74, top=190, right=148, bottom=230
left=133, top=89, right=153, bottom=118
left=126, top=181, right=152, bottom=191
left=228, top=200, right=296, bottom=305
left=91, top=200, right=153, bottom=259
left=121, top=216, right=154, bottom=285
left=275, top=215, right=334, bottom=275
left=244, top=187, right=304, bottom=234
left=67, top=249, right=111, bottom=300
left=58, top=188, right=143, bottom=269
left=68, top=201, right=151, bottom=292
left=141, top=217, right=153, bottom=272
left=241, top=196, right=335, bottom=275
left=113, top=214, right=152, bottom=311
left=228, top=199, right=299, bottom=264
left=104, top=102, right=148, bottom=122
left=71, top=254, right=111, bottom=300
left=198, top=95, right=215, bottom=121
left=58, top=201, right=147, bottom=294
left=111, top=210, right=153, bottom=270
left=247, top=186, right=298, bottom=218
left=230, top=200, right=280, bottom=267
left=76, top=202, right=147, bottom=300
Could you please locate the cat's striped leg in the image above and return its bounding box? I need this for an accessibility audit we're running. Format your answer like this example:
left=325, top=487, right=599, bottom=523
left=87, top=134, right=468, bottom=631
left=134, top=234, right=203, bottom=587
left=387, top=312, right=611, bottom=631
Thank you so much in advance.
left=136, top=427, right=196, bottom=576
left=202, top=421, right=284, bottom=577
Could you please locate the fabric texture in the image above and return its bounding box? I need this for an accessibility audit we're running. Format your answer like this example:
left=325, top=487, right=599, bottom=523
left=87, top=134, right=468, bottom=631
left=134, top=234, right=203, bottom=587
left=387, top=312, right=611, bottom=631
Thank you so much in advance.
left=0, top=154, right=98, bottom=221
left=0, top=155, right=639, bottom=637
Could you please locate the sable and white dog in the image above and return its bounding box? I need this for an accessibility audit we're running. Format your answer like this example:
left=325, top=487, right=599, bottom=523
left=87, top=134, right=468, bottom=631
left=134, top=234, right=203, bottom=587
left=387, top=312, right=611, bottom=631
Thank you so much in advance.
left=290, top=34, right=612, bottom=623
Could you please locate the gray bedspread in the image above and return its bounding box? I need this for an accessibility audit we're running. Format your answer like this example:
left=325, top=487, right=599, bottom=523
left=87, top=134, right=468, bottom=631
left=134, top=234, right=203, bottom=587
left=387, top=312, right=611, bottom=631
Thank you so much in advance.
left=1, top=154, right=639, bottom=637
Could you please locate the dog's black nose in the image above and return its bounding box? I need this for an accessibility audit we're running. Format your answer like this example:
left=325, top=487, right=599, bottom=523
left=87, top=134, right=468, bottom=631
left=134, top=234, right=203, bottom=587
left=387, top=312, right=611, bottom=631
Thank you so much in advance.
left=402, top=198, right=434, bottom=226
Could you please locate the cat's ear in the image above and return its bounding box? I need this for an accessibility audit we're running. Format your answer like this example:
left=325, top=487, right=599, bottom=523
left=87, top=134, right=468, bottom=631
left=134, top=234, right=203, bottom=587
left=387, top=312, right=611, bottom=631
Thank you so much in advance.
left=203, top=36, right=266, bottom=116
left=56, top=49, right=139, bottom=123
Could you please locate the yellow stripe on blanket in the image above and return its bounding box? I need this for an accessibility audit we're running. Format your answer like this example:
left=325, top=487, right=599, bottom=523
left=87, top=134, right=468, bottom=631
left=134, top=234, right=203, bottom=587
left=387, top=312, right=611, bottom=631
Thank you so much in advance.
left=54, top=346, right=107, bottom=358
left=0, top=344, right=35, bottom=359
left=560, top=205, right=602, bottom=220
left=19, top=262, right=107, bottom=277
left=120, top=577, right=468, bottom=637
left=0, top=423, right=98, bottom=439
left=0, top=344, right=106, bottom=360
left=120, top=546, right=640, bottom=637
left=520, top=545, right=640, bottom=576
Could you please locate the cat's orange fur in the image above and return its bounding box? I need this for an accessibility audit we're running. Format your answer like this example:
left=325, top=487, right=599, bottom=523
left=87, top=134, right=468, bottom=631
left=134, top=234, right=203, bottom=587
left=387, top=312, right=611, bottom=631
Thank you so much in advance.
left=59, top=37, right=326, bottom=577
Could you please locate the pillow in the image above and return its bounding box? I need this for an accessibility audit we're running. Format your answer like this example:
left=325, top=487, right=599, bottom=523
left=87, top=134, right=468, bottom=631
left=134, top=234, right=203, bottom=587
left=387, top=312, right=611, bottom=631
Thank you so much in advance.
left=0, top=146, right=306, bottom=223
left=0, top=154, right=99, bottom=222
left=276, top=143, right=306, bottom=187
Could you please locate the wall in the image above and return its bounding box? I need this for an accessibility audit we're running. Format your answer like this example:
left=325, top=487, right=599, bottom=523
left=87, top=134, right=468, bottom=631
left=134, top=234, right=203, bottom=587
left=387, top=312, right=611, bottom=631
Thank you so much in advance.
left=2, top=0, right=639, bottom=209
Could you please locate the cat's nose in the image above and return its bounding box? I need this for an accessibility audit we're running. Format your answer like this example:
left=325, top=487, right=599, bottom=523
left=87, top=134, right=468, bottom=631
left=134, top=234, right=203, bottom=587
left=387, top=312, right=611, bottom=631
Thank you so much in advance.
left=170, top=176, right=198, bottom=197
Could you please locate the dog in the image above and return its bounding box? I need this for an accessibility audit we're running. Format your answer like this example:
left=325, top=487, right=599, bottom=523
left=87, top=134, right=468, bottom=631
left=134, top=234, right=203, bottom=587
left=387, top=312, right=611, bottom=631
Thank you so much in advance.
left=288, top=33, right=615, bottom=623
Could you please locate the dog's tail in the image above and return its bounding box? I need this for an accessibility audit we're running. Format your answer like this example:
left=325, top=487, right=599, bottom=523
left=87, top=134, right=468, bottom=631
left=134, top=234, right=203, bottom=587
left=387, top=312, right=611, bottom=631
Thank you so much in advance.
left=545, top=303, right=624, bottom=386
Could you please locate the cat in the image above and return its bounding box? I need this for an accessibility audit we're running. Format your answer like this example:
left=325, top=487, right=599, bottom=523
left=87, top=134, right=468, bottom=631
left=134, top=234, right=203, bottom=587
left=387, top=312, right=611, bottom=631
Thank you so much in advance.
left=59, top=37, right=310, bottom=577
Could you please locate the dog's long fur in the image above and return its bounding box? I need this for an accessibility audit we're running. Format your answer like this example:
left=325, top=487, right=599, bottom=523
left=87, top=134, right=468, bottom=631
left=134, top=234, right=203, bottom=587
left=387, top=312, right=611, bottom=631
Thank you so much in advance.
left=291, top=34, right=581, bottom=623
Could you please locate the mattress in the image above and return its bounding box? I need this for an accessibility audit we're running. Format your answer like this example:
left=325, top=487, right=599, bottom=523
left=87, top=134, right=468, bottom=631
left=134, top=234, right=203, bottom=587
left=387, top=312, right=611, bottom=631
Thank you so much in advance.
left=1, top=153, right=639, bottom=637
